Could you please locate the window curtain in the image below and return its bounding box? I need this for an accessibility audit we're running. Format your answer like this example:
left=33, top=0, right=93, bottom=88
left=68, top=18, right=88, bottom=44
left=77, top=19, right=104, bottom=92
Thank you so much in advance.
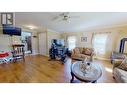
left=92, top=32, right=111, bottom=58
left=67, top=36, right=76, bottom=50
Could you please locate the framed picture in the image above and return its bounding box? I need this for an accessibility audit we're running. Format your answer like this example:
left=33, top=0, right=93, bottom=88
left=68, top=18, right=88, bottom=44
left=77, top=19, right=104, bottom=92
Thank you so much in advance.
left=1, top=13, right=13, bottom=25
left=81, top=37, right=87, bottom=42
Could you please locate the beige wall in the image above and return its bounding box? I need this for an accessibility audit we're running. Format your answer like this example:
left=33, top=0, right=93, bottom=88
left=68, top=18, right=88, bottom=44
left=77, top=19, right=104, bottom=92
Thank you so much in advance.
left=0, top=35, right=22, bottom=53
left=0, top=27, right=61, bottom=56
left=61, top=32, right=93, bottom=48
left=31, top=32, right=39, bottom=55
left=0, top=34, right=12, bottom=52
left=1, top=25, right=127, bottom=59
left=47, top=29, right=61, bottom=55
left=0, top=28, right=39, bottom=55
left=62, top=26, right=127, bottom=59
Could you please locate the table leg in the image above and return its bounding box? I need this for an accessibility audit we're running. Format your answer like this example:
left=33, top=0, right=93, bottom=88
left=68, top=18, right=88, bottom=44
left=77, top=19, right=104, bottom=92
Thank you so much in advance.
left=92, top=80, right=97, bottom=83
left=70, top=72, right=74, bottom=83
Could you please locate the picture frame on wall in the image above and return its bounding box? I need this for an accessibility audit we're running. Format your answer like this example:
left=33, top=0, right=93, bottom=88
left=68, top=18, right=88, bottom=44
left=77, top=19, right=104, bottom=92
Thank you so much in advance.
left=81, top=37, right=87, bottom=42
left=1, top=13, right=13, bottom=25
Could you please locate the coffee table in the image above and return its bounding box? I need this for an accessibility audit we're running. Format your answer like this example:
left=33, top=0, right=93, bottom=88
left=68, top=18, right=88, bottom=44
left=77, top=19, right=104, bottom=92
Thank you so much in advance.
left=70, top=61, right=102, bottom=83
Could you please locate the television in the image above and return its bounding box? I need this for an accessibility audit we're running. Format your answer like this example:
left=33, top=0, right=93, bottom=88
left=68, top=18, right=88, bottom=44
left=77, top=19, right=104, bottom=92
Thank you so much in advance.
left=3, top=26, right=21, bottom=36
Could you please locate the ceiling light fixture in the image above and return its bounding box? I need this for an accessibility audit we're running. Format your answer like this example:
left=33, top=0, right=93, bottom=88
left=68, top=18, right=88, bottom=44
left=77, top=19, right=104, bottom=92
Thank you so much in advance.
left=25, top=25, right=38, bottom=30
left=52, top=12, right=79, bottom=22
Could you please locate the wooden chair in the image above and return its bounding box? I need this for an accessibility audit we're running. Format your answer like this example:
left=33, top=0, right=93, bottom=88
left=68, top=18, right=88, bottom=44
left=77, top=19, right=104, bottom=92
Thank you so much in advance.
left=12, top=44, right=25, bottom=62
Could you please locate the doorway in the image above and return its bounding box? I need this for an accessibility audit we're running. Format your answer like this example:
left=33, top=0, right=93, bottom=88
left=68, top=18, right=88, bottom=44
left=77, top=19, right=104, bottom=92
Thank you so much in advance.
left=21, top=32, right=32, bottom=54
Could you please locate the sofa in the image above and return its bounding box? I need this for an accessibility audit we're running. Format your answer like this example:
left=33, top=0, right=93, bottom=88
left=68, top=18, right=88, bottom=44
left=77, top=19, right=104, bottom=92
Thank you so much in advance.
left=71, top=47, right=94, bottom=61
left=111, top=51, right=127, bottom=64
left=113, top=58, right=127, bottom=83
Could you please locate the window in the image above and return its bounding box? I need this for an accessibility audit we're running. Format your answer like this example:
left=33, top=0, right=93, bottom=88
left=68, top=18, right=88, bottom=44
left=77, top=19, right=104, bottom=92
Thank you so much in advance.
left=68, top=36, right=76, bottom=50
left=93, top=33, right=108, bottom=55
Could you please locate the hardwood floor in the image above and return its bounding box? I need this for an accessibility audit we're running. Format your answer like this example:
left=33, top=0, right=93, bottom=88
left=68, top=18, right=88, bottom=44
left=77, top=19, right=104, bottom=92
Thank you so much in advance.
left=0, top=55, right=116, bottom=83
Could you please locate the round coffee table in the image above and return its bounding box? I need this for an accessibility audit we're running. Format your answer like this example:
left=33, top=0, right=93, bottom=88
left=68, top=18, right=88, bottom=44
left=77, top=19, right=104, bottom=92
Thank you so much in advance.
left=70, top=61, right=102, bottom=83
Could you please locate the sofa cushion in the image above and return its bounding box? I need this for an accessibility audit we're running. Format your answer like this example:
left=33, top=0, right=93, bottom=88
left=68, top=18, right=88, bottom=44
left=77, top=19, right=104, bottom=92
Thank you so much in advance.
left=73, top=48, right=80, bottom=54
left=78, top=47, right=83, bottom=53
left=79, top=54, right=88, bottom=58
left=72, top=54, right=82, bottom=58
left=76, top=54, right=82, bottom=58
left=117, top=58, right=127, bottom=70
left=118, top=63, right=127, bottom=71
left=82, top=48, right=92, bottom=56
left=121, top=76, right=127, bottom=83
left=114, top=68, right=127, bottom=83
left=114, top=68, right=127, bottom=78
left=122, top=58, right=127, bottom=64
left=82, top=48, right=86, bottom=55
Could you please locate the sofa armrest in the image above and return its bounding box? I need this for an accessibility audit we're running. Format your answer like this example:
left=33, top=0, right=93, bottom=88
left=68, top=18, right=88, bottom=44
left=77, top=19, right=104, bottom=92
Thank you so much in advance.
left=88, top=52, right=94, bottom=61
left=71, top=50, right=74, bottom=56
left=113, top=60, right=122, bottom=68
left=91, top=52, right=94, bottom=56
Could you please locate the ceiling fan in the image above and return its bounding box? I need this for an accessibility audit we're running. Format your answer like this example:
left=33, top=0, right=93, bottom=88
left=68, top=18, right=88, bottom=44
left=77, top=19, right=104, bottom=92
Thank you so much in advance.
left=52, top=12, right=79, bottom=22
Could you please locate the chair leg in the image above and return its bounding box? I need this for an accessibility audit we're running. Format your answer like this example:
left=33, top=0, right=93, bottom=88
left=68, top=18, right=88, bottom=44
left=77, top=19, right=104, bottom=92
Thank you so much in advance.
left=23, top=56, right=25, bottom=62
left=113, top=76, right=115, bottom=79
left=13, top=58, right=16, bottom=63
left=23, top=58, right=25, bottom=62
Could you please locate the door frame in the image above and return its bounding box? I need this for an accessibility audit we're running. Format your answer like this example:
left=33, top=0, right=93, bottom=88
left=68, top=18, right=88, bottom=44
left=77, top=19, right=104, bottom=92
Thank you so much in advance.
left=38, top=32, right=47, bottom=56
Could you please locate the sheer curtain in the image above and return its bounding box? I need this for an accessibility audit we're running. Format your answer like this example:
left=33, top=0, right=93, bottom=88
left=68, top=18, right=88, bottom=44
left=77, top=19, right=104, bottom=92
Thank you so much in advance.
left=93, top=33, right=109, bottom=57
left=67, top=36, right=76, bottom=50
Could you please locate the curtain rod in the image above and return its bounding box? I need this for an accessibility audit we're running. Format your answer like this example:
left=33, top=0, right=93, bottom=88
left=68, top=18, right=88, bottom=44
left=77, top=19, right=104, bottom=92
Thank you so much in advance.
left=93, top=31, right=111, bottom=34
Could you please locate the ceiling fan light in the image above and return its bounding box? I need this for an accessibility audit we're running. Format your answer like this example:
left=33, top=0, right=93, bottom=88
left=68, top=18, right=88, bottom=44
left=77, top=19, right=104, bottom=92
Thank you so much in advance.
left=24, top=25, right=38, bottom=30
left=63, top=18, right=68, bottom=21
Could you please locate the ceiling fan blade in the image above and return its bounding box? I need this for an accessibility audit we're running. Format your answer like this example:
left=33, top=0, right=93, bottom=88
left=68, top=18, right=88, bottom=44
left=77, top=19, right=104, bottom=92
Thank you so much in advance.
left=71, top=16, right=80, bottom=18
left=52, top=16, right=60, bottom=20
left=59, top=12, right=69, bottom=16
left=64, top=12, right=69, bottom=15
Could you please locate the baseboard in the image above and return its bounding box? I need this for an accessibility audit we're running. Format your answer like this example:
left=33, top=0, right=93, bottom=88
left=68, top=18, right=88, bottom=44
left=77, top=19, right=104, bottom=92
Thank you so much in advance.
left=28, top=53, right=40, bottom=56
left=38, top=54, right=49, bottom=57
left=45, top=54, right=49, bottom=57
left=94, top=57, right=111, bottom=61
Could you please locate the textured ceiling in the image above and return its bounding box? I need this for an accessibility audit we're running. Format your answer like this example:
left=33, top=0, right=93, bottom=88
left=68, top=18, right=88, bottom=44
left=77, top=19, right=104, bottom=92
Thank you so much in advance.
left=15, top=12, right=127, bottom=32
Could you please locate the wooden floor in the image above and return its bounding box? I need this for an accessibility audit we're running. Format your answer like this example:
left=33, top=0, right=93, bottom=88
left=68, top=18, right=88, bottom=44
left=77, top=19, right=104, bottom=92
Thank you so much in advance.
left=0, top=55, right=116, bottom=83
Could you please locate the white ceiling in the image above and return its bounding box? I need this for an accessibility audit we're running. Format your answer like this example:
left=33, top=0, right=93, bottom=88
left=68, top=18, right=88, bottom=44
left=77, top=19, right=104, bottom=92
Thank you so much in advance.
left=15, top=12, right=127, bottom=32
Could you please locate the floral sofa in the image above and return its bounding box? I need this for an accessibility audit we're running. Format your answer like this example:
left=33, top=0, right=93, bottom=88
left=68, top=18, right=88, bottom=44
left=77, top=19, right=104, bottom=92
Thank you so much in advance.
left=113, top=58, right=127, bottom=83
left=71, top=47, right=94, bottom=61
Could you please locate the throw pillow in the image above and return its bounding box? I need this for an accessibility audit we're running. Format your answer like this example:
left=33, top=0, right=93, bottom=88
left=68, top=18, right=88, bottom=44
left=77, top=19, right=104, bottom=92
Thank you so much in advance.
left=74, top=48, right=80, bottom=54
left=82, top=48, right=86, bottom=54
left=83, top=48, right=92, bottom=56
left=118, top=63, right=127, bottom=71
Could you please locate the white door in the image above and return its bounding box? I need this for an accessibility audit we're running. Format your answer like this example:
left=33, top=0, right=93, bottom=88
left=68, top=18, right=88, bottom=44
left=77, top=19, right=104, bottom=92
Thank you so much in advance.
left=39, top=32, right=47, bottom=55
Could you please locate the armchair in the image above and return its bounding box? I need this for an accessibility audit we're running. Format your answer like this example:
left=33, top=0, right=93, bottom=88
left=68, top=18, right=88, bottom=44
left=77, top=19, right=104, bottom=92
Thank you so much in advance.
left=113, top=58, right=127, bottom=83
left=111, top=51, right=127, bottom=64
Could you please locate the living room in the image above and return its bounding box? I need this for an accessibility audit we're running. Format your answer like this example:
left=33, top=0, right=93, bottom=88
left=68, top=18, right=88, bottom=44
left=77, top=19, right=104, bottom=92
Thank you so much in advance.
left=0, top=12, right=127, bottom=83
left=1, top=0, right=127, bottom=95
